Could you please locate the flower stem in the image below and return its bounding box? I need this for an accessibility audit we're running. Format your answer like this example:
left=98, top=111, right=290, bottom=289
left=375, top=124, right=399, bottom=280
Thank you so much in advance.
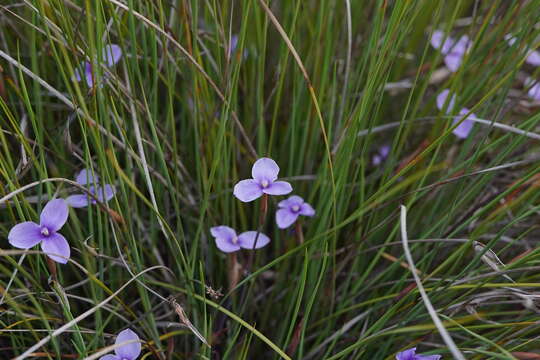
left=46, top=257, right=57, bottom=281
left=227, top=252, right=241, bottom=291
left=295, top=219, right=304, bottom=245
left=247, top=194, right=268, bottom=270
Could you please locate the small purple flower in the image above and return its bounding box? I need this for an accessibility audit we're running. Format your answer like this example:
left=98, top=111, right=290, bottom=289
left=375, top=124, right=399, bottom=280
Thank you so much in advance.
left=430, top=30, right=471, bottom=72
left=100, top=328, right=141, bottom=360
left=396, top=347, right=441, bottom=360
left=525, top=77, right=540, bottom=101
left=210, top=226, right=270, bottom=253
left=233, top=158, right=292, bottom=202
left=436, top=89, right=477, bottom=139
left=372, top=145, right=391, bottom=166
left=275, top=195, right=315, bottom=229
left=505, top=34, right=540, bottom=67
left=8, top=199, right=70, bottom=264
left=66, top=169, right=115, bottom=208
left=74, top=44, right=122, bottom=88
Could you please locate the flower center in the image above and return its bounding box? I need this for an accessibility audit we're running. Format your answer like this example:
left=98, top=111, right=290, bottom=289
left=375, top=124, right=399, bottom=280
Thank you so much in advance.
left=292, top=205, right=300, bottom=212
left=40, top=227, right=50, bottom=237
left=232, top=236, right=238, bottom=244
left=260, top=179, right=269, bottom=188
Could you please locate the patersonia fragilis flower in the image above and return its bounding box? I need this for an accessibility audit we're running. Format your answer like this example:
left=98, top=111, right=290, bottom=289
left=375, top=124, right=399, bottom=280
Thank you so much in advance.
left=74, top=44, right=122, bottom=88
left=430, top=30, right=471, bottom=72
left=66, top=168, right=115, bottom=208
left=372, top=145, right=391, bottom=166
left=8, top=199, right=70, bottom=264
left=396, top=347, right=441, bottom=360
left=436, top=89, right=477, bottom=139
left=210, top=226, right=270, bottom=253
left=100, top=328, right=141, bottom=360
left=233, top=157, right=292, bottom=202
left=275, top=195, right=315, bottom=229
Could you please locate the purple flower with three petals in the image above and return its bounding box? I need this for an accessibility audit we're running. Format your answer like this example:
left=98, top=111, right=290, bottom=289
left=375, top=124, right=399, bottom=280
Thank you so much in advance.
left=275, top=195, right=315, bottom=229
left=100, top=328, right=141, bottom=360
left=66, top=169, right=115, bottom=208
left=396, top=347, right=441, bottom=360
left=74, top=44, right=122, bottom=88
left=8, top=199, right=70, bottom=264
left=233, top=158, right=292, bottom=202
left=505, top=35, right=540, bottom=67
left=436, top=89, right=477, bottom=139
left=210, top=226, right=270, bottom=253
left=430, top=30, right=471, bottom=72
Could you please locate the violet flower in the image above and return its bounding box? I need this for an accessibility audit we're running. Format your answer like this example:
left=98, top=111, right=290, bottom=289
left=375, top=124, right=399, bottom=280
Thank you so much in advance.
left=100, top=328, right=141, bottom=360
left=525, top=77, right=540, bottom=101
left=74, top=44, right=122, bottom=88
left=505, top=35, right=540, bottom=67
left=8, top=199, right=70, bottom=264
left=66, top=168, right=115, bottom=208
left=233, top=157, right=292, bottom=202
left=436, top=89, right=477, bottom=139
left=275, top=195, right=315, bottom=229
left=430, top=30, right=471, bottom=72
left=372, top=145, right=391, bottom=166
left=396, top=347, right=441, bottom=360
left=210, top=226, right=270, bottom=253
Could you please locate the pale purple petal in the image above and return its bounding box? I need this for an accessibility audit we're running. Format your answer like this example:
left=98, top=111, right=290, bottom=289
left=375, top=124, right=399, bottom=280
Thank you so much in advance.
left=210, top=226, right=236, bottom=242
left=444, top=52, right=463, bottom=72
left=526, top=50, right=540, bottom=66
left=8, top=222, right=43, bottom=249
left=94, top=184, right=116, bottom=202
left=505, top=34, right=517, bottom=46
left=299, top=203, right=315, bottom=217
left=276, top=208, right=299, bottom=229
left=430, top=30, right=445, bottom=50
left=84, top=62, right=94, bottom=88
left=372, top=154, right=383, bottom=166
left=103, top=44, right=122, bottom=67
left=215, top=237, right=241, bottom=253
left=278, top=195, right=301, bottom=208
left=262, top=181, right=292, bottom=196
left=238, top=231, right=270, bottom=249
left=233, top=179, right=263, bottom=202
left=76, top=168, right=99, bottom=185
left=251, top=157, right=280, bottom=182
left=41, top=233, right=70, bottom=264
left=379, top=145, right=390, bottom=158
left=452, top=108, right=475, bottom=139
left=73, top=63, right=84, bottom=82
left=528, top=81, right=540, bottom=100
left=40, top=199, right=69, bottom=231
left=436, top=89, right=456, bottom=112
left=115, top=329, right=141, bottom=360
left=99, top=355, right=119, bottom=360
left=396, top=347, right=416, bottom=360
left=416, top=356, right=441, bottom=360
left=66, top=194, right=90, bottom=208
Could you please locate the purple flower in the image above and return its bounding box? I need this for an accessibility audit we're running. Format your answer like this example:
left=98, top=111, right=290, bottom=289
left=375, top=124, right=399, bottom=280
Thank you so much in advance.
left=66, top=169, right=115, bottom=208
left=372, top=145, right=391, bottom=166
left=233, top=158, right=292, bottom=202
left=210, top=226, right=270, bottom=253
left=430, top=30, right=471, bottom=72
left=525, top=77, right=540, bottom=101
left=74, top=44, right=122, bottom=88
left=8, top=199, right=70, bottom=264
left=436, top=89, right=477, bottom=139
left=396, top=347, right=441, bottom=360
left=505, top=34, right=540, bottom=67
left=100, top=328, right=141, bottom=360
left=275, top=195, right=315, bottom=229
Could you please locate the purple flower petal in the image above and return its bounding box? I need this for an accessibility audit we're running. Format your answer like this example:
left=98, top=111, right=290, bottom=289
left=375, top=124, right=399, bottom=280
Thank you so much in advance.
left=210, top=226, right=236, bottom=242
left=452, top=108, right=475, bottom=139
left=278, top=195, right=303, bottom=208
left=276, top=208, right=299, bottom=229
left=99, top=355, right=120, bottom=360
left=430, top=30, right=446, bottom=50
left=103, top=44, right=122, bottom=67
left=215, top=237, right=241, bottom=253
left=40, top=199, right=69, bottom=232
left=41, top=233, right=70, bottom=264
left=444, top=52, right=463, bottom=72
left=94, top=184, right=116, bottom=203
left=436, top=89, right=456, bottom=112
left=262, top=181, right=292, bottom=196
left=526, top=50, right=540, bottom=66
left=238, top=231, right=270, bottom=249
left=66, top=194, right=90, bottom=208
left=372, top=154, right=382, bottom=166
left=8, top=222, right=43, bottom=249
left=379, top=145, right=391, bottom=158
left=251, top=157, right=280, bottom=182
left=528, top=81, right=540, bottom=100
left=84, top=62, right=94, bottom=88
left=76, top=168, right=99, bottom=185
left=299, top=203, right=316, bottom=217
left=233, top=179, right=263, bottom=202
left=115, top=329, right=141, bottom=360
left=396, top=347, right=416, bottom=360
